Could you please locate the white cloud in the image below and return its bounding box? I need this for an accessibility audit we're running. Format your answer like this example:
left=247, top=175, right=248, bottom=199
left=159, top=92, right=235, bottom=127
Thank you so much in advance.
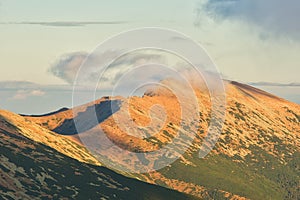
left=193, top=0, right=300, bottom=83
left=49, top=52, right=87, bottom=84
left=48, top=50, right=165, bottom=89
left=201, top=0, right=300, bottom=39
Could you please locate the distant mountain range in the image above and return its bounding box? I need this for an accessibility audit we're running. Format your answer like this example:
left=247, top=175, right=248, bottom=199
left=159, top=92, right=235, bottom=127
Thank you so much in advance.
left=0, top=80, right=299, bottom=199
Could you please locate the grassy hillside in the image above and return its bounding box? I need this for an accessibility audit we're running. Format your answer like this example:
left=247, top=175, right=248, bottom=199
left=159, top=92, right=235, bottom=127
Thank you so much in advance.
left=158, top=150, right=299, bottom=199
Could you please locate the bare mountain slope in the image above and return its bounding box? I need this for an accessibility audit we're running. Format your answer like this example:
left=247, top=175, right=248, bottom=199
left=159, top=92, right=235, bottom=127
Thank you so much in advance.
left=0, top=110, right=199, bottom=200
left=24, top=81, right=300, bottom=199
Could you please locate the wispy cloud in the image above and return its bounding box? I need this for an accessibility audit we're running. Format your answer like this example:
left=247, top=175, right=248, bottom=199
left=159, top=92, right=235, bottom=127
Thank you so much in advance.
left=199, top=0, right=300, bottom=39
left=0, top=21, right=128, bottom=27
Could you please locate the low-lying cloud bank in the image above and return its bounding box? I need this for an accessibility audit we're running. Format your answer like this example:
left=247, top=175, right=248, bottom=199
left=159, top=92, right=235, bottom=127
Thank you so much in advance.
left=0, top=81, right=72, bottom=91
left=12, top=89, right=45, bottom=100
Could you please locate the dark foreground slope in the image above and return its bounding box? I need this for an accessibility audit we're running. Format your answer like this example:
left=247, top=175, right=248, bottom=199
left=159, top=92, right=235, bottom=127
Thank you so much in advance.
left=0, top=115, right=198, bottom=200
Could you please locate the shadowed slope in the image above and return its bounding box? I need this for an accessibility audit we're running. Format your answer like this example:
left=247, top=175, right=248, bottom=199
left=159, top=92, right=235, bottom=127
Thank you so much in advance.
left=53, top=100, right=121, bottom=135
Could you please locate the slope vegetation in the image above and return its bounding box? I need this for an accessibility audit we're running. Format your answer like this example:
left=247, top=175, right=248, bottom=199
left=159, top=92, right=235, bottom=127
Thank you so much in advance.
left=0, top=112, right=199, bottom=200
left=24, top=81, right=300, bottom=200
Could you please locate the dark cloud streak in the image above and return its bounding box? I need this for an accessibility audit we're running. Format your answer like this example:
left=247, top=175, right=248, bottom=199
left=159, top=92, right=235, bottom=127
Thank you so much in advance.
left=249, top=82, right=300, bottom=87
left=0, top=21, right=128, bottom=27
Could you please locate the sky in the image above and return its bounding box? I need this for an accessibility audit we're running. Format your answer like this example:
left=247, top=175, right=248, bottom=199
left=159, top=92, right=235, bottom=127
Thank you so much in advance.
left=0, top=0, right=299, bottom=114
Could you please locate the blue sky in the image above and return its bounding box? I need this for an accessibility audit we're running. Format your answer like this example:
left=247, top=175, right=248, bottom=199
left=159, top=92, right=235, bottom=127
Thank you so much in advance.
left=0, top=0, right=299, bottom=114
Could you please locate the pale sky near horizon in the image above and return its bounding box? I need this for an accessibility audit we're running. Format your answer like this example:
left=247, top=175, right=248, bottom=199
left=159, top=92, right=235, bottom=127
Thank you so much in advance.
left=0, top=0, right=299, bottom=113
left=1, top=0, right=300, bottom=84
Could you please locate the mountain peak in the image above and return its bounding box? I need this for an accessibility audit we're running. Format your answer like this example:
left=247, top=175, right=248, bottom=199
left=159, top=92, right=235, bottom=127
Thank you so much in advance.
left=5, top=80, right=299, bottom=199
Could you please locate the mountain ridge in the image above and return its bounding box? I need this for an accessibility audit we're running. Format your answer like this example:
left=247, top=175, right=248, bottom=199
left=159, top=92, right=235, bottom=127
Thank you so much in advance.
left=2, top=80, right=299, bottom=199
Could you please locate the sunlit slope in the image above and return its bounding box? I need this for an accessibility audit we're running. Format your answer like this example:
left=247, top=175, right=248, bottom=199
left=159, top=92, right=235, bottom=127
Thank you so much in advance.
left=25, top=81, right=300, bottom=200
left=0, top=113, right=199, bottom=200
left=0, top=109, right=101, bottom=166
